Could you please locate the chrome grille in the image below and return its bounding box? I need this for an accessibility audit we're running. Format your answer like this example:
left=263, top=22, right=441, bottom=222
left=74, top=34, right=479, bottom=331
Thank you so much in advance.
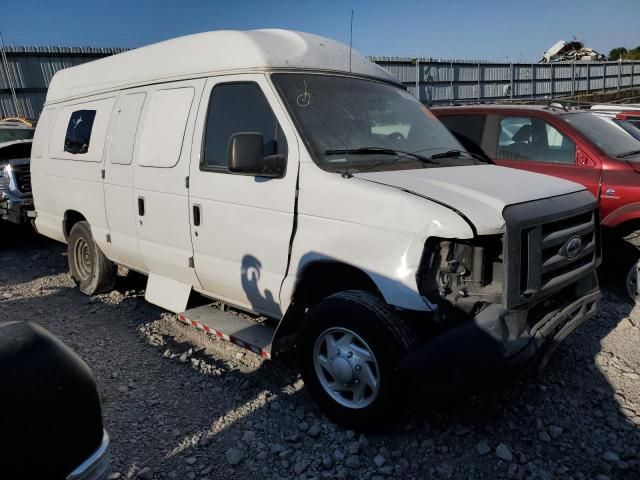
left=534, top=210, right=596, bottom=292
left=11, top=164, right=31, bottom=194
left=503, top=191, right=600, bottom=309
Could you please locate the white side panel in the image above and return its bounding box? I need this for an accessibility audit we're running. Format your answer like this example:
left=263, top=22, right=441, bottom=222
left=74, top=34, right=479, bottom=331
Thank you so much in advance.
left=32, top=107, right=64, bottom=241
left=280, top=162, right=474, bottom=313
left=145, top=273, right=191, bottom=313
left=33, top=95, right=116, bottom=247
left=31, top=107, right=55, bottom=159
left=104, top=91, right=147, bottom=270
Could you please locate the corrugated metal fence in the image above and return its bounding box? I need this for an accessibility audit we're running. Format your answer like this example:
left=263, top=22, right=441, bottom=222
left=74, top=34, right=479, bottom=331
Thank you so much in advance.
left=0, top=46, right=127, bottom=119
left=373, top=57, right=640, bottom=104
left=2, top=46, right=640, bottom=119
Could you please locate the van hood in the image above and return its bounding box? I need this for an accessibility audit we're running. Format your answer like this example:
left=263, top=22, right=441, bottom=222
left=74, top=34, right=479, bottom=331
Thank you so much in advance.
left=355, top=165, right=586, bottom=234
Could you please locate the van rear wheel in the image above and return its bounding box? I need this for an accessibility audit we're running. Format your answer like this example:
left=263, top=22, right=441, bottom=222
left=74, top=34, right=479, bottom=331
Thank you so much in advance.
left=68, top=221, right=117, bottom=295
left=297, top=290, right=417, bottom=430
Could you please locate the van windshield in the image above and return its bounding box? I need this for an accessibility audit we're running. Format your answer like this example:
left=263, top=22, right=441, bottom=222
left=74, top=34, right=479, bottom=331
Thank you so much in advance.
left=271, top=73, right=483, bottom=173
left=562, top=112, right=640, bottom=159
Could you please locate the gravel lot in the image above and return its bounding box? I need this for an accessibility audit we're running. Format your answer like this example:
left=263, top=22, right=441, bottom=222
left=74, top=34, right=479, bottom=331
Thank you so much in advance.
left=1, top=225, right=639, bottom=480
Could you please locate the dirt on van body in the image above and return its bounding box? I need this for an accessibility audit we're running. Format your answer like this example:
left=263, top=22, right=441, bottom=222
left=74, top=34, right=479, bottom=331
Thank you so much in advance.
left=1, top=225, right=639, bottom=480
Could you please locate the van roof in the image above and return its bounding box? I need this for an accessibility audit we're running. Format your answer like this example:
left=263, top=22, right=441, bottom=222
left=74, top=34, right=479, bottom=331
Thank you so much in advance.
left=45, top=29, right=400, bottom=103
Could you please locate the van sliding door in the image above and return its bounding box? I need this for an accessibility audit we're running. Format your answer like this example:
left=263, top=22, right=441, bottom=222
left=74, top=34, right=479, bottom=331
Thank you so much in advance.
left=104, top=91, right=146, bottom=270
left=132, top=80, right=205, bottom=288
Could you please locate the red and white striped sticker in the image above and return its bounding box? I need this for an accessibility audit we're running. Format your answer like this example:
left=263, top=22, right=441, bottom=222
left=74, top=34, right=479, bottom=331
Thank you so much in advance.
left=177, top=314, right=271, bottom=359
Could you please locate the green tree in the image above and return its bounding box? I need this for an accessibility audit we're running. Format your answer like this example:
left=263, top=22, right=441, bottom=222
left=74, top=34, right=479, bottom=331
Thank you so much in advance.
left=626, top=47, right=640, bottom=60
left=609, top=47, right=628, bottom=60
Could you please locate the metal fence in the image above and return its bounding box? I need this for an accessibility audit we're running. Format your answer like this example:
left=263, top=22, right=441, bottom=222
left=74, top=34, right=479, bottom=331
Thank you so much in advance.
left=0, top=46, right=127, bottom=119
left=2, top=45, right=640, bottom=119
left=373, top=57, right=640, bottom=104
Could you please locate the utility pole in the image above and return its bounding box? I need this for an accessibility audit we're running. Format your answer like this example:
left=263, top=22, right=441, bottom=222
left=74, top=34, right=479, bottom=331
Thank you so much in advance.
left=0, top=32, right=20, bottom=118
left=415, top=56, right=420, bottom=102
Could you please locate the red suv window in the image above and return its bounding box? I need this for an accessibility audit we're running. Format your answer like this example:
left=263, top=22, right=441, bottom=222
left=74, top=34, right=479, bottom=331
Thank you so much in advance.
left=497, top=116, right=575, bottom=164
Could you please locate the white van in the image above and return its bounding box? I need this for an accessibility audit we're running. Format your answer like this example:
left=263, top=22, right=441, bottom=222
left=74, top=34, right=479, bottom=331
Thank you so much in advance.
left=31, top=30, right=601, bottom=427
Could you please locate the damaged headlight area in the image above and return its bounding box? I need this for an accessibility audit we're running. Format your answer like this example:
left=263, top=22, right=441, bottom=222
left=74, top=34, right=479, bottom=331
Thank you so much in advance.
left=418, top=236, right=504, bottom=322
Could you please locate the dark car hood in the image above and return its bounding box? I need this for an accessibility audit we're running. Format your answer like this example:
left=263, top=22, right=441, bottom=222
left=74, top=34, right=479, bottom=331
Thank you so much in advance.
left=0, top=321, right=104, bottom=478
left=0, top=140, right=32, bottom=164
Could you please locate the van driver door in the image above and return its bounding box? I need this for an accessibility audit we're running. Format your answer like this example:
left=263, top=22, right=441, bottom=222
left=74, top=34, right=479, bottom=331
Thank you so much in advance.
left=188, top=74, right=299, bottom=318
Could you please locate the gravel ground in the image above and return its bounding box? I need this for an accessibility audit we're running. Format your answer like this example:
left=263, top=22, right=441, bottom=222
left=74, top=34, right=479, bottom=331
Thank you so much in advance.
left=1, top=224, right=639, bottom=480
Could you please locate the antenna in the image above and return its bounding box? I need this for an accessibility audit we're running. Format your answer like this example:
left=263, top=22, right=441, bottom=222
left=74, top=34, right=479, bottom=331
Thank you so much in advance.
left=349, top=9, right=354, bottom=73
left=343, top=10, right=355, bottom=179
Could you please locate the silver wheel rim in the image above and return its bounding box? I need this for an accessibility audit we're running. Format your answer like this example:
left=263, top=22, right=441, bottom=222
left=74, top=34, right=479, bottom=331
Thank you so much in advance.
left=74, top=237, right=92, bottom=281
left=313, top=327, right=380, bottom=409
left=626, top=259, right=640, bottom=301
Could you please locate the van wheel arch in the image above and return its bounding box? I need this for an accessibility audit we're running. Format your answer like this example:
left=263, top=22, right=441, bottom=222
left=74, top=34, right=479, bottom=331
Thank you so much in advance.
left=272, top=261, right=382, bottom=356
left=63, top=210, right=87, bottom=241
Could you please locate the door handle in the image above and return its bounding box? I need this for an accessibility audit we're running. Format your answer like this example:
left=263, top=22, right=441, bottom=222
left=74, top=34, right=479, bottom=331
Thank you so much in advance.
left=193, top=204, right=201, bottom=226
left=138, top=196, right=145, bottom=216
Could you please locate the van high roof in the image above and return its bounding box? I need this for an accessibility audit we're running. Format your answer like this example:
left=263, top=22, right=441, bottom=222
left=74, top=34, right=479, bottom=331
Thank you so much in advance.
left=45, top=29, right=400, bottom=103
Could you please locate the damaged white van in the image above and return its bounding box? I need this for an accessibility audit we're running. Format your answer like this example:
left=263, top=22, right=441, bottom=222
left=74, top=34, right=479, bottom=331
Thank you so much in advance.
left=31, top=30, right=601, bottom=427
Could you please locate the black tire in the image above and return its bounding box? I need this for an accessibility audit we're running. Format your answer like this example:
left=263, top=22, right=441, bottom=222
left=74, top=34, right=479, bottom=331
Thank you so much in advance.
left=297, top=290, right=417, bottom=429
left=626, top=258, right=640, bottom=302
left=68, top=221, right=117, bottom=295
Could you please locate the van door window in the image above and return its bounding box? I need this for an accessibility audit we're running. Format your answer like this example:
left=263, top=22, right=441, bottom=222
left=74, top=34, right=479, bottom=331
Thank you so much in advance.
left=201, top=82, right=287, bottom=171
left=64, top=110, right=96, bottom=154
left=497, top=116, right=575, bottom=164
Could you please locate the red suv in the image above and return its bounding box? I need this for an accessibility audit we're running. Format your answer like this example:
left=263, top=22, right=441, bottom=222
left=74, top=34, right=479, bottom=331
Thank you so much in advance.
left=433, top=105, right=640, bottom=298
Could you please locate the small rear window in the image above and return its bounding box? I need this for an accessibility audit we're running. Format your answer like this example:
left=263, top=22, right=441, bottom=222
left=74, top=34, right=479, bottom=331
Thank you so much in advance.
left=64, top=110, right=96, bottom=154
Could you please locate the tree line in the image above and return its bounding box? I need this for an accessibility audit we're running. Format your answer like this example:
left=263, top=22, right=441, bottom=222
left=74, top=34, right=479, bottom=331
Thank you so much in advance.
left=609, top=47, right=640, bottom=61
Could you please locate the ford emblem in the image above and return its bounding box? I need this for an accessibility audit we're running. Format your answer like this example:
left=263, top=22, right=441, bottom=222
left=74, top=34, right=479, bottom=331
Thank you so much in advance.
left=562, top=236, right=583, bottom=259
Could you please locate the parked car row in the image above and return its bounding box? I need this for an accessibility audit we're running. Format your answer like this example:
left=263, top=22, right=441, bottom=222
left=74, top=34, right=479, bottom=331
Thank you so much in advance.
left=2, top=31, right=639, bottom=465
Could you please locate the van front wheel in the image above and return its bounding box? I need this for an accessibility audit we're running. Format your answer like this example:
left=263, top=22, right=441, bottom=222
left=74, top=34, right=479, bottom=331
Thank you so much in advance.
left=68, top=221, right=117, bottom=295
left=297, top=290, right=417, bottom=429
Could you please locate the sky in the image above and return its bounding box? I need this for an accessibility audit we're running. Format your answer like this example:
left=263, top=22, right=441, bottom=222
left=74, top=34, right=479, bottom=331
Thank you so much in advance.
left=1, top=0, right=639, bottom=61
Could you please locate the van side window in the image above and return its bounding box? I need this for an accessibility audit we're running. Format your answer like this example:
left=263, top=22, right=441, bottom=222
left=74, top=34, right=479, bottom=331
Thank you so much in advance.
left=497, top=116, right=575, bottom=164
left=64, top=110, right=96, bottom=154
left=202, top=83, right=287, bottom=170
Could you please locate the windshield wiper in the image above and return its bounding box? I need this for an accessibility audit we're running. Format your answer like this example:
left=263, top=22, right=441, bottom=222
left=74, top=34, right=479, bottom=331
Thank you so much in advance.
left=430, top=149, right=494, bottom=164
left=325, top=147, right=438, bottom=165
left=616, top=150, right=640, bottom=159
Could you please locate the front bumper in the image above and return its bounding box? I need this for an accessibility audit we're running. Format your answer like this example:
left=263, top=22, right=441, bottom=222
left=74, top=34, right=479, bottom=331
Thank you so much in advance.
left=0, top=191, right=33, bottom=224
left=400, top=272, right=600, bottom=389
left=66, top=430, right=110, bottom=480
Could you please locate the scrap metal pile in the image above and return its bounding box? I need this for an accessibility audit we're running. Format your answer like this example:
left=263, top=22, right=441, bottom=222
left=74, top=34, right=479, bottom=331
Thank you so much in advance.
left=540, top=39, right=605, bottom=63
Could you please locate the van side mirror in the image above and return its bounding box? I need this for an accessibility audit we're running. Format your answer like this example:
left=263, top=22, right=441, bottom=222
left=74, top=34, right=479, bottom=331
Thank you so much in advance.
left=227, top=132, right=285, bottom=178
